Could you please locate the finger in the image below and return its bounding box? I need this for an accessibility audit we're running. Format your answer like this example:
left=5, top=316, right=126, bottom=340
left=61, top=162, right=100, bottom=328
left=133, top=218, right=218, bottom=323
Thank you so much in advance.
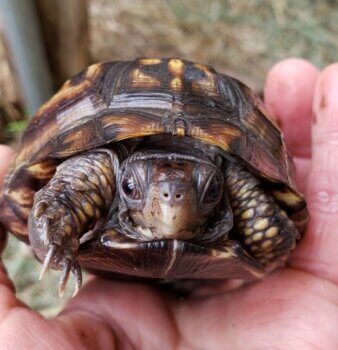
left=0, top=145, right=21, bottom=319
left=291, top=64, right=338, bottom=283
left=0, top=144, right=14, bottom=257
left=174, top=270, right=338, bottom=349
left=264, top=59, right=319, bottom=192
left=60, top=278, right=178, bottom=349
left=0, top=145, right=14, bottom=188
left=0, top=145, right=14, bottom=253
left=264, top=58, right=319, bottom=158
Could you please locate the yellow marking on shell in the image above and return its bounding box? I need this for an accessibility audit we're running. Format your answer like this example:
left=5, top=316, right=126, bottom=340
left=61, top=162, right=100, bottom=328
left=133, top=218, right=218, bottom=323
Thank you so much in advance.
left=26, top=162, right=56, bottom=179
left=168, top=58, right=184, bottom=75
left=172, top=119, right=186, bottom=137
left=194, top=63, right=212, bottom=72
left=272, top=190, right=301, bottom=206
left=131, top=68, right=161, bottom=87
left=175, top=125, right=185, bottom=136
left=168, top=59, right=184, bottom=92
left=101, top=114, right=165, bottom=141
left=15, top=71, right=95, bottom=164
left=139, top=58, right=162, bottom=65
left=253, top=218, right=269, bottom=231
left=170, top=77, right=183, bottom=91
left=9, top=189, right=34, bottom=206
left=252, top=232, right=264, bottom=241
left=265, top=226, right=278, bottom=238
left=192, top=63, right=217, bottom=93
left=190, top=125, right=240, bottom=153
left=241, top=209, right=254, bottom=220
left=57, top=95, right=105, bottom=132
left=86, top=63, right=104, bottom=80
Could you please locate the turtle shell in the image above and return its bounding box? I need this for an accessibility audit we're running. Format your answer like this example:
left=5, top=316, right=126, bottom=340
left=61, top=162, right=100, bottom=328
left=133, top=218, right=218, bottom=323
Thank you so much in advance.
left=0, top=58, right=307, bottom=242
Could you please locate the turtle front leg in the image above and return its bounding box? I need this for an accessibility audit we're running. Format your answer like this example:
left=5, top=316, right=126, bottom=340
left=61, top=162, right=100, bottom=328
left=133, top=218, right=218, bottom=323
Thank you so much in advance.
left=29, top=149, right=118, bottom=296
left=225, top=162, right=299, bottom=270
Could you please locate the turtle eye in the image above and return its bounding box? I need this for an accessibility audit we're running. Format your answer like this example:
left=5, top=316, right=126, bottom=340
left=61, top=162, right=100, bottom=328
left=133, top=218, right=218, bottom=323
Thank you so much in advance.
left=122, top=175, right=140, bottom=200
left=203, top=175, right=222, bottom=204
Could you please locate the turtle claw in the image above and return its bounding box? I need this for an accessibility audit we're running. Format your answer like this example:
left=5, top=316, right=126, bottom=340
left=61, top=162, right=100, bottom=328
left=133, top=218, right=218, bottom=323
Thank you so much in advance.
left=59, top=259, right=72, bottom=298
left=38, top=242, right=82, bottom=297
left=58, top=260, right=83, bottom=298
left=39, top=243, right=57, bottom=280
left=72, top=262, right=83, bottom=297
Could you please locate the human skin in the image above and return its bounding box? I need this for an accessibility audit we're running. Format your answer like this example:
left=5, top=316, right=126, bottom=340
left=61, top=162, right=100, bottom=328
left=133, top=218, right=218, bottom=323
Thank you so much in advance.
left=1, top=58, right=338, bottom=349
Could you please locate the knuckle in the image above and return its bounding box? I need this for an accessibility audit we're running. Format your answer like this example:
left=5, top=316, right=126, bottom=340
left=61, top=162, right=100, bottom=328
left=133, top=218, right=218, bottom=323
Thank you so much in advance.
left=306, top=188, right=338, bottom=214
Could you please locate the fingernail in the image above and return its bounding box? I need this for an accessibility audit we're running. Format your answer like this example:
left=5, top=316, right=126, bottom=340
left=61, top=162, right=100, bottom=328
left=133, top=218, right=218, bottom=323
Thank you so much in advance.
left=313, top=63, right=338, bottom=132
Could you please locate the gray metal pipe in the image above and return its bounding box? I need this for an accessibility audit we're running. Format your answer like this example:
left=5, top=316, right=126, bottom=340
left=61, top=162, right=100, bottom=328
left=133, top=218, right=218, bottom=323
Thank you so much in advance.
left=0, top=0, right=53, bottom=116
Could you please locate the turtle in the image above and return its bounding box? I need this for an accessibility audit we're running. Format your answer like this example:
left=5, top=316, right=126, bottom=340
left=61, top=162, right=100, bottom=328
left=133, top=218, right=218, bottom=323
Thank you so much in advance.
left=0, top=58, right=308, bottom=297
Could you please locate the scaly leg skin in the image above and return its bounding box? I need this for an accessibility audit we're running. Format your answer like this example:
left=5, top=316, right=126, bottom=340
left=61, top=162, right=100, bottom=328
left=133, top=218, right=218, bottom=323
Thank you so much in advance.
left=28, top=149, right=117, bottom=297
left=225, top=162, right=299, bottom=271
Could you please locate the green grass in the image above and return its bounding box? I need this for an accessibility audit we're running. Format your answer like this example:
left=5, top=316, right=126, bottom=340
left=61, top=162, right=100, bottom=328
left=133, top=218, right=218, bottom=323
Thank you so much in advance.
left=3, top=236, right=74, bottom=316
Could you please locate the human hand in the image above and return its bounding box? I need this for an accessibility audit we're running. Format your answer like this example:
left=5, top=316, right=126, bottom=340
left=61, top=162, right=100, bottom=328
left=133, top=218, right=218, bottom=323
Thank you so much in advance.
left=1, top=59, right=338, bottom=349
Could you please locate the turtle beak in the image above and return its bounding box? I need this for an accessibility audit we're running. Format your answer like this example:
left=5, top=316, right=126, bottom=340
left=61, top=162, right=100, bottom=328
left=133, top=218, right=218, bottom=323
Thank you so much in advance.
left=158, top=182, right=189, bottom=206
left=130, top=181, right=205, bottom=240
left=156, top=182, right=198, bottom=238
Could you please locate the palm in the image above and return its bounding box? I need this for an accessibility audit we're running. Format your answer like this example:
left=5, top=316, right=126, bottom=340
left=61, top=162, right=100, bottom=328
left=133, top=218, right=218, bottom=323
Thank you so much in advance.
left=1, top=59, right=338, bottom=350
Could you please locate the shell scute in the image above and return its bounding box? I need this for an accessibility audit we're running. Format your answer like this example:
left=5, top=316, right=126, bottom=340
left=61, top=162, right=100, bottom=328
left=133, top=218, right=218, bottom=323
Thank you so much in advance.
left=1, top=58, right=307, bottom=239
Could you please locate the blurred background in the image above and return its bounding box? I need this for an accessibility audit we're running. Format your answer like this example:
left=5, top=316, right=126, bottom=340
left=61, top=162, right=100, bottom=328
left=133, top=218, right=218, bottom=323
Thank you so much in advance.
left=0, top=0, right=337, bottom=316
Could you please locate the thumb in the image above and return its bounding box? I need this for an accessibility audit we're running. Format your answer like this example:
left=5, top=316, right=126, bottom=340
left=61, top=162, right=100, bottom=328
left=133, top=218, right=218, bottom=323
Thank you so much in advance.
left=0, top=145, right=21, bottom=318
left=0, top=145, right=14, bottom=252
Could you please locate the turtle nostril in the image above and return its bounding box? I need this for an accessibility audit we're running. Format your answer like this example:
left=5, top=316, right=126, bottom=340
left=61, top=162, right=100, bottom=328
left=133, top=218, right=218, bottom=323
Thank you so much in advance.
left=159, top=183, right=187, bottom=202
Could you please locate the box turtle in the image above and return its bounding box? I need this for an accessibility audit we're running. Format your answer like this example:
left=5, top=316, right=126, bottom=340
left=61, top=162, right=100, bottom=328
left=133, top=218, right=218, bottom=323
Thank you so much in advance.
left=0, top=58, right=308, bottom=297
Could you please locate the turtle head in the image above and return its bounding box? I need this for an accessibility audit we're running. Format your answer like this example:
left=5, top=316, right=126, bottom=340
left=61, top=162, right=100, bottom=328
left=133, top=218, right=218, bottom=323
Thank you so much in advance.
left=118, top=152, right=227, bottom=241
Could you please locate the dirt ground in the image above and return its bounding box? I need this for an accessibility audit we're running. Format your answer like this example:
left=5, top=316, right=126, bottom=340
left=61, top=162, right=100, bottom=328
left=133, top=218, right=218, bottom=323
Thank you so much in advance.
left=1, top=0, right=338, bottom=315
